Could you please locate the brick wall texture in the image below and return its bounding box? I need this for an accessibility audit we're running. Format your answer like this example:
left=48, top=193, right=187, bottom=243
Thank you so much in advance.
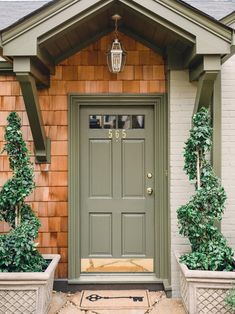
left=0, top=33, right=166, bottom=278
left=169, top=70, right=196, bottom=297
left=221, top=54, right=235, bottom=251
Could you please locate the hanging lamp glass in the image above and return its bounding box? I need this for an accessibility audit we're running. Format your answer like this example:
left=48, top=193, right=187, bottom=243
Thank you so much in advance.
left=107, top=14, right=127, bottom=73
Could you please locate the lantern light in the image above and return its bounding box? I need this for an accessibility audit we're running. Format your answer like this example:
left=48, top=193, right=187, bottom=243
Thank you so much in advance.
left=107, top=14, right=127, bottom=73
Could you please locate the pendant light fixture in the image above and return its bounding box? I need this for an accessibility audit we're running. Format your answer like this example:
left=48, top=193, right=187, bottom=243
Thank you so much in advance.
left=107, top=14, right=127, bottom=73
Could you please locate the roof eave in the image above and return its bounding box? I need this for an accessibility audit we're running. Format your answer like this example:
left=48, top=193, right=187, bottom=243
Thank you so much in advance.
left=220, top=11, right=235, bottom=27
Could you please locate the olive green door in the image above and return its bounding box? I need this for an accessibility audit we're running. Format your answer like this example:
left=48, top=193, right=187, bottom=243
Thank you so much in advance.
left=80, top=106, right=154, bottom=262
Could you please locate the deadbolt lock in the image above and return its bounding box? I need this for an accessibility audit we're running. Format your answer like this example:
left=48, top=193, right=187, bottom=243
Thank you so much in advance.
left=147, top=173, right=153, bottom=179
left=147, top=187, right=153, bottom=195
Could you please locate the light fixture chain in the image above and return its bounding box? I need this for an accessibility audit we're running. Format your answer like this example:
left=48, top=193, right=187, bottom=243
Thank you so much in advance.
left=115, top=17, right=119, bottom=39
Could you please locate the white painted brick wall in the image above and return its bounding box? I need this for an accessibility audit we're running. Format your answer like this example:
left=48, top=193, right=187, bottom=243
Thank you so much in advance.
left=221, top=54, right=235, bottom=251
left=169, top=70, right=196, bottom=297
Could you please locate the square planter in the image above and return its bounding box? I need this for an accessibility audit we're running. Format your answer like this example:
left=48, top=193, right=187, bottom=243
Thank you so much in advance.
left=175, top=253, right=235, bottom=314
left=0, top=254, right=60, bottom=314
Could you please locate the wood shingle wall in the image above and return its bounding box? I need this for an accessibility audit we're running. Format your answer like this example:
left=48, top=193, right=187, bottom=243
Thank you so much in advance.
left=0, top=33, right=166, bottom=278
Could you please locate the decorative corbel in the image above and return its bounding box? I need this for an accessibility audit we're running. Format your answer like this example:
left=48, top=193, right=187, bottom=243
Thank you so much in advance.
left=193, top=71, right=219, bottom=115
left=15, top=73, right=50, bottom=163
left=191, top=55, right=221, bottom=114
left=191, top=55, right=222, bottom=182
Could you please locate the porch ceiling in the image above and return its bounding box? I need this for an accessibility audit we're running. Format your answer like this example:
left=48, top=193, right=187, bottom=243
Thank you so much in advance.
left=38, top=2, right=194, bottom=64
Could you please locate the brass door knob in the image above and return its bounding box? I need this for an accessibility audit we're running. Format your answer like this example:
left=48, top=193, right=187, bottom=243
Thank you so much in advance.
left=147, top=187, right=153, bottom=195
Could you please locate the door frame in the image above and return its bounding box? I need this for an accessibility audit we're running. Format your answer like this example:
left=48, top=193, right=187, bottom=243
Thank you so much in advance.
left=68, top=94, right=169, bottom=285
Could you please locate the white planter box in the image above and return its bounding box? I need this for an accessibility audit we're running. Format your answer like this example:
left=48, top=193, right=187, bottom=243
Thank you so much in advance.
left=0, top=254, right=60, bottom=314
left=175, top=253, right=235, bottom=314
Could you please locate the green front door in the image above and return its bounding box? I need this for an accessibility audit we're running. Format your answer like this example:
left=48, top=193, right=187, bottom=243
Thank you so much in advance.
left=80, top=106, right=155, bottom=269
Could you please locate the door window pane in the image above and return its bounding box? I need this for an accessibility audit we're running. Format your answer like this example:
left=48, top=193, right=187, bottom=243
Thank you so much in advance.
left=118, top=115, right=131, bottom=129
left=89, top=115, right=102, bottom=128
left=132, top=115, right=145, bottom=129
left=89, top=115, right=145, bottom=129
left=103, top=115, right=116, bottom=129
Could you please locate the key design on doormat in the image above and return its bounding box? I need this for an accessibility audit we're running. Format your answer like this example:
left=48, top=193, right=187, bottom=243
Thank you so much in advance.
left=86, top=294, right=144, bottom=302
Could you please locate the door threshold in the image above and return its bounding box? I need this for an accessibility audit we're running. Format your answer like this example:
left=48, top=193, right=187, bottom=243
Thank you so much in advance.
left=55, top=276, right=171, bottom=296
left=69, top=274, right=162, bottom=284
left=68, top=275, right=171, bottom=292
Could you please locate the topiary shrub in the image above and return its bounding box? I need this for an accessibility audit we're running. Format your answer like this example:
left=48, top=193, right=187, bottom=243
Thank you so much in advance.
left=0, top=112, right=47, bottom=272
left=177, top=107, right=234, bottom=271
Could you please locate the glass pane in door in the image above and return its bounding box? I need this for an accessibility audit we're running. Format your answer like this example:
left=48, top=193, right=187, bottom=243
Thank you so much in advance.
left=132, top=115, right=145, bottom=128
left=118, top=115, right=131, bottom=129
left=81, top=258, right=154, bottom=273
left=89, top=115, right=102, bottom=128
left=103, top=115, right=116, bottom=129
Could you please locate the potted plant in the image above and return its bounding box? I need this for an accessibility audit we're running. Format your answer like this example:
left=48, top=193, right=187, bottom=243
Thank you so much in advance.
left=0, top=112, right=60, bottom=314
left=176, top=107, right=235, bottom=314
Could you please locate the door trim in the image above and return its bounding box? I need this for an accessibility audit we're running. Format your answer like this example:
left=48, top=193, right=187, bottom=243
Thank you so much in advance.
left=68, top=94, right=169, bottom=284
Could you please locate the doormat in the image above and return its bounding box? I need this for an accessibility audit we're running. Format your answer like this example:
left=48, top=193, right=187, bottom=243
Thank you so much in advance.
left=80, top=290, right=151, bottom=310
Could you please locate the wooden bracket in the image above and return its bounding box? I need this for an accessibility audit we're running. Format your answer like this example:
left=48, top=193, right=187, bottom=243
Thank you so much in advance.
left=193, top=71, right=219, bottom=115
left=16, top=73, right=50, bottom=163
left=189, top=55, right=221, bottom=82
left=191, top=55, right=221, bottom=114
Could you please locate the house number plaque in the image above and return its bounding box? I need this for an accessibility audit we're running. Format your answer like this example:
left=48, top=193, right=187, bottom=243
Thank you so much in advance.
left=108, top=129, right=127, bottom=139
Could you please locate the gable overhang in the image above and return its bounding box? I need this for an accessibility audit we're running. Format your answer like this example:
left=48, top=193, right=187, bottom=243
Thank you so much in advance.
left=220, top=11, right=235, bottom=63
left=1, top=0, right=234, bottom=61
left=0, top=0, right=234, bottom=164
left=220, top=10, right=235, bottom=28
left=0, top=0, right=234, bottom=83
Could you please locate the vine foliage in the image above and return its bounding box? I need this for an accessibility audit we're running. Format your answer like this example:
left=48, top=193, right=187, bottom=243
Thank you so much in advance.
left=0, top=112, right=46, bottom=272
left=177, top=107, right=234, bottom=271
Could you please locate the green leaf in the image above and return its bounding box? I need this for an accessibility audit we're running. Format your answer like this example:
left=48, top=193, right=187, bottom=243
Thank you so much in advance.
left=177, top=107, right=234, bottom=271
left=0, top=112, right=46, bottom=272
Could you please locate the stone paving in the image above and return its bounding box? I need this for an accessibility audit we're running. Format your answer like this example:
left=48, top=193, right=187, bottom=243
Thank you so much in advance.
left=49, top=291, right=186, bottom=314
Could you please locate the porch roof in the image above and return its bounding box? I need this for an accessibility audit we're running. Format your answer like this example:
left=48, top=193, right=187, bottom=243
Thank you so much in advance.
left=0, top=0, right=234, bottom=72
left=0, top=0, right=234, bottom=31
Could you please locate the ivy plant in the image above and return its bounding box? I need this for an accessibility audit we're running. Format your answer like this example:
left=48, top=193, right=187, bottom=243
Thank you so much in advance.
left=0, top=112, right=46, bottom=272
left=225, top=287, right=235, bottom=312
left=177, top=107, right=234, bottom=271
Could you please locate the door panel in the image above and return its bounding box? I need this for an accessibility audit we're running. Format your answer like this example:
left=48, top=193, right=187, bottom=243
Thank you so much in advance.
left=89, top=139, right=112, bottom=197
left=122, top=139, right=145, bottom=197
left=89, top=213, right=112, bottom=255
left=80, top=106, right=154, bottom=269
left=122, top=213, right=146, bottom=256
